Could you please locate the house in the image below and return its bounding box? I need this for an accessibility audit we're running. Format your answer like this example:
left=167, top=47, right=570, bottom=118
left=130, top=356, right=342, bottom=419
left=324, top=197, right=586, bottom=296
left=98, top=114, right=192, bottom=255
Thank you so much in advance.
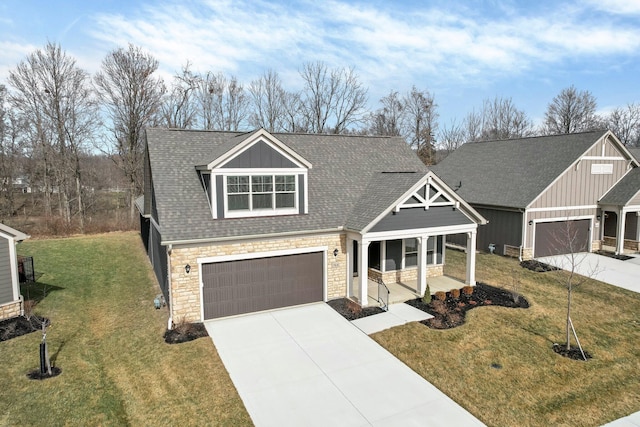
left=0, top=224, right=29, bottom=320
left=138, top=128, right=486, bottom=323
left=434, top=130, right=640, bottom=258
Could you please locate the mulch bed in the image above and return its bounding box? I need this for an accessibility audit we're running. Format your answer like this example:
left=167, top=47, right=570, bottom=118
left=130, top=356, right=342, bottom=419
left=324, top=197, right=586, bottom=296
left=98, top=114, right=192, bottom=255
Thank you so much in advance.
left=595, top=250, right=634, bottom=261
left=164, top=322, right=209, bottom=344
left=520, top=260, right=560, bottom=272
left=552, top=343, right=592, bottom=361
left=327, top=298, right=385, bottom=321
left=406, top=282, right=530, bottom=329
left=0, top=315, right=47, bottom=342
left=27, top=366, right=62, bottom=380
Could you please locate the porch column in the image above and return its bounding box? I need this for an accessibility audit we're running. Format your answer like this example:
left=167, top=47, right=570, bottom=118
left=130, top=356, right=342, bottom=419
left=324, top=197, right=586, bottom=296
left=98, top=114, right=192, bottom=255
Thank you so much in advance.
left=466, top=231, right=477, bottom=286
left=359, top=240, right=369, bottom=306
left=346, top=237, right=354, bottom=298
left=616, top=209, right=626, bottom=255
left=417, top=236, right=427, bottom=296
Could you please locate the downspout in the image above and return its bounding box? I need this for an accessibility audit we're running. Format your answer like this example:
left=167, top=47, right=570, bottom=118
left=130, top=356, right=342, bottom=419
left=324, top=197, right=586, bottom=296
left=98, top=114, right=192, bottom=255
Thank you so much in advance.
left=519, top=208, right=526, bottom=262
left=167, top=244, right=173, bottom=330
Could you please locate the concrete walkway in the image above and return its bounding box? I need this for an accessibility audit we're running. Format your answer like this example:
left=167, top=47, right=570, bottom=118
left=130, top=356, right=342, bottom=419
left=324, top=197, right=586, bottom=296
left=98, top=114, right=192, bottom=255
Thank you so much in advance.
left=205, top=303, right=484, bottom=427
left=601, top=411, right=640, bottom=426
left=537, top=252, right=640, bottom=294
left=352, top=303, right=433, bottom=334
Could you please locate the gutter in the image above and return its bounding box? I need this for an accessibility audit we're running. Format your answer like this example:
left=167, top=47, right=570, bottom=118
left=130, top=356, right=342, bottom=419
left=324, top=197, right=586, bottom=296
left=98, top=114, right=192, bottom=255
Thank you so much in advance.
left=161, top=226, right=345, bottom=246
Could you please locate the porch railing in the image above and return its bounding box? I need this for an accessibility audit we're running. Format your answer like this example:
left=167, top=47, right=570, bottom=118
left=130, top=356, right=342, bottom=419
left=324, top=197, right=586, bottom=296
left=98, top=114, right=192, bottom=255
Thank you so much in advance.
left=373, top=276, right=390, bottom=311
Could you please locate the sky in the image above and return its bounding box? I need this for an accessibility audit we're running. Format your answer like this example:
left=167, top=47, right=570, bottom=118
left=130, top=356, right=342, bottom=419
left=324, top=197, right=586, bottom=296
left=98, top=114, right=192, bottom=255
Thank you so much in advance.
left=1, top=0, right=640, bottom=131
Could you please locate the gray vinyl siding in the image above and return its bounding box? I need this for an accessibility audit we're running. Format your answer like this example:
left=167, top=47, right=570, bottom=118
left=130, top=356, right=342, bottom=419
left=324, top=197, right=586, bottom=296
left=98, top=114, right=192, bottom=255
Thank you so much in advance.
left=298, top=174, right=305, bottom=213
left=222, top=141, right=297, bottom=169
left=149, top=223, right=169, bottom=306
left=370, top=206, right=473, bottom=233
left=216, top=175, right=224, bottom=218
left=449, top=207, right=522, bottom=254
left=139, top=214, right=150, bottom=254
left=0, top=238, right=13, bottom=304
left=530, top=159, right=629, bottom=210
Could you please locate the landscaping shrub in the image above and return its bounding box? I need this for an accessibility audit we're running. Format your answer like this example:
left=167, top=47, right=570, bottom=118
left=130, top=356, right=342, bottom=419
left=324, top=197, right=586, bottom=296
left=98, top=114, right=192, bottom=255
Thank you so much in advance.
left=462, top=286, right=474, bottom=295
left=450, top=288, right=461, bottom=299
left=435, top=291, right=446, bottom=301
left=422, top=284, right=432, bottom=304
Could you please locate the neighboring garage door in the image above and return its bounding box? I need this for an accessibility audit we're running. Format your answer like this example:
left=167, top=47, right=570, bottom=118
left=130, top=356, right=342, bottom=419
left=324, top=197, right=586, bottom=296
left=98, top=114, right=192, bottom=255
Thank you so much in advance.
left=202, top=252, right=324, bottom=319
left=534, top=219, right=591, bottom=258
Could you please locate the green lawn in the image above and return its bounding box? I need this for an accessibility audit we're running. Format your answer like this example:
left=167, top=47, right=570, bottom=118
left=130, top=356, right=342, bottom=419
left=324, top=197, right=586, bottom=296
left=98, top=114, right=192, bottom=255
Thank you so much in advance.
left=373, top=249, right=640, bottom=427
left=0, top=232, right=251, bottom=426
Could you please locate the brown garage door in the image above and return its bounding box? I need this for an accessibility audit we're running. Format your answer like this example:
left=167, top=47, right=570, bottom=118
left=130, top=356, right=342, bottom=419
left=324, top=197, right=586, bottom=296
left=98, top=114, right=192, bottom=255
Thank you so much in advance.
left=534, top=219, right=591, bottom=258
left=202, top=252, right=324, bottom=319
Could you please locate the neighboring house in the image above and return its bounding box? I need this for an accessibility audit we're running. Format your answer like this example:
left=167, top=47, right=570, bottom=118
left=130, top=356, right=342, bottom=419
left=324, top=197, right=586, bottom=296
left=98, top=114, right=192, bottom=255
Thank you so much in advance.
left=434, top=130, right=640, bottom=258
left=138, top=128, right=486, bottom=323
left=0, top=224, right=29, bottom=320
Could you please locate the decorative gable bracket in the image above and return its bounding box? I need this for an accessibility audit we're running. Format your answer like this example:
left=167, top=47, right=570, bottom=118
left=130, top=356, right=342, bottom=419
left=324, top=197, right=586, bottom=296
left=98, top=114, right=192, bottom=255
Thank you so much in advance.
left=394, top=176, right=457, bottom=212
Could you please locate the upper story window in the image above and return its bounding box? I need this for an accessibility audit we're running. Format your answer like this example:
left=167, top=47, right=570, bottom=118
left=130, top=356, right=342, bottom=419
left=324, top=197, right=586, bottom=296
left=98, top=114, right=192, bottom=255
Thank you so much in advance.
left=226, top=174, right=296, bottom=215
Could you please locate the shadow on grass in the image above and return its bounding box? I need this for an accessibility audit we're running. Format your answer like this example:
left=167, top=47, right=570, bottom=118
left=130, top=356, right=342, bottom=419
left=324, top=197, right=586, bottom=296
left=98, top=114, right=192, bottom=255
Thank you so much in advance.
left=20, top=280, right=65, bottom=305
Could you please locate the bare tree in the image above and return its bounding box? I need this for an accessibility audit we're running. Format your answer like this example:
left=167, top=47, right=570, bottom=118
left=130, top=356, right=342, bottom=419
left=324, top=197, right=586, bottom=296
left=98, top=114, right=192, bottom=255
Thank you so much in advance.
left=8, top=43, right=98, bottom=230
left=94, top=44, right=165, bottom=222
left=248, top=69, right=286, bottom=132
left=194, top=72, right=249, bottom=131
left=544, top=221, right=599, bottom=360
left=437, top=118, right=467, bottom=160
left=543, top=85, right=601, bottom=135
left=403, top=86, right=438, bottom=164
left=479, top=96, right=533, bottom=140
left=299, top=61, right=368, bottom=134
left=606, top=103, right=640, bottom=147
left=367, top=90, right=403, bottom=136
left=0, top=86, right=27, bottom=217
left=158, top=63, right=198, bottom=129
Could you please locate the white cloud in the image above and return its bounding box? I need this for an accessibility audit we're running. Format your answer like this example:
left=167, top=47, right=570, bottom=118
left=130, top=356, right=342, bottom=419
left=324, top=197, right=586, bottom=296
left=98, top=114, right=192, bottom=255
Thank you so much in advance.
left=583, top=0, right=640, bottom=15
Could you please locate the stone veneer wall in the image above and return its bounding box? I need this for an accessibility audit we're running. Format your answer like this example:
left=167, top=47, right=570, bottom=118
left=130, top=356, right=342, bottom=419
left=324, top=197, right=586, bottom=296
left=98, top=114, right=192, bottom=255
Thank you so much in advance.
left=169, top=233, right=346, bottom=323
left=591, top=240, right=602, bottom=252
left=0, top=299, right=22, bottom=321
left=369, top=265, right=443, bottom=285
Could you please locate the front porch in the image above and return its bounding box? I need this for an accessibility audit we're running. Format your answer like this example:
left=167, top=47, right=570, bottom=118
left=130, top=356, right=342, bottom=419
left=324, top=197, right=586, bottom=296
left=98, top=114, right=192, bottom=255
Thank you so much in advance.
left=356, top=275, right=467, bottom=307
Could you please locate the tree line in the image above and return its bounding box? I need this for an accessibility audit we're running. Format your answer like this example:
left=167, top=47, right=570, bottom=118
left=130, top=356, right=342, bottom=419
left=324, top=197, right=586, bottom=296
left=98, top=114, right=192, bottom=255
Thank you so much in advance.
left=1, top=42, right=639, bottom=233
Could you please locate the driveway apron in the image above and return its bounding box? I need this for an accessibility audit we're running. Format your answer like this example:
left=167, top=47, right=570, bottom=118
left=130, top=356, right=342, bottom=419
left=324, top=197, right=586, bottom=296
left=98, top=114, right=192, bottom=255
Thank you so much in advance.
left=537, top=253, right=640, bottom=294
left=205, top=303, right=484, bottom=427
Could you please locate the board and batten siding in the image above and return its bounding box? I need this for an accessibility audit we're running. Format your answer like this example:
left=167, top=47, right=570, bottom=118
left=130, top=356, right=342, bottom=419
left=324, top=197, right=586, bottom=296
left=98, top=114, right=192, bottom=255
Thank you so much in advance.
left=529, top=159, right=629, bottom=210
left=0, top=237, right=13, bottom=305
left=476, top=208, right=522, bottom=254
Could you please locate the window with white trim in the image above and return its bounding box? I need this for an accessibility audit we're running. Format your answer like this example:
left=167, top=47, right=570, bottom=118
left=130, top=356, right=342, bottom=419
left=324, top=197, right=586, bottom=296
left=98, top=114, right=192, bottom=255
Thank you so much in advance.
left=226, top=174, right=296, bottom=213
left=404, top=238, right=418, bottom=267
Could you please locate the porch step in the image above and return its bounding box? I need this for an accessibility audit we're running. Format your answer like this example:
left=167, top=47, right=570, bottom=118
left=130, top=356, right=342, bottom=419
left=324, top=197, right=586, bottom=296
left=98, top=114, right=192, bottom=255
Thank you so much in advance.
left=351, top=303, right=433, bottom=334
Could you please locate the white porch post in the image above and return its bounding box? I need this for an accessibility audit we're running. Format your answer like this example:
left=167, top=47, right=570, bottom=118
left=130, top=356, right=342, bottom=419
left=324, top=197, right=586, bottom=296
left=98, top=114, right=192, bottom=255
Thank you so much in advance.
left=417, top=236, right=427, bottom=296
left=616, top=209, right=626, bottom=255
left=359, top=240, right=369, bottom=306
left=466, top=230, right=477, bottom=285
left=346, top=237, right=354, bottom=298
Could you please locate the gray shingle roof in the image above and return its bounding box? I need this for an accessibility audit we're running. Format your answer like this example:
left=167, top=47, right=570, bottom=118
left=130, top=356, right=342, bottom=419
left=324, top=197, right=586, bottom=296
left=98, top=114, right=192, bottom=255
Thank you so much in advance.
left=432, top=130, right=609, bottom=209
left=145, top=129, right=428, bottom=243
left=599, top=167, right=640, bottom=206
left=629, top=148, right=640, bottom=162
left=345, top=172, right=425, bottom=231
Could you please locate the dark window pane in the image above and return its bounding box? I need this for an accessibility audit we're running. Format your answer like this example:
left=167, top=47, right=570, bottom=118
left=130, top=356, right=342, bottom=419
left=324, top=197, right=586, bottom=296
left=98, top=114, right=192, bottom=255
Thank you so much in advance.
left=385, top=240, right=402, bottom=271
left=253, top=194, right=272, bottom=209
left=228, top=194, right=249, bottom=210
left=276, top=193, right=295, bottom=208
left=405, top=253, right=417, bottom=267
left=368, top=241, right=381, bottom=270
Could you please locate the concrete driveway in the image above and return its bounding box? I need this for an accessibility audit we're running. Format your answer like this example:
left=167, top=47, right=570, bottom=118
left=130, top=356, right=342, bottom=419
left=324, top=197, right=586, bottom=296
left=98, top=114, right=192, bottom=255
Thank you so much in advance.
left=537, top=253, right=640, bottom=294
left=204, top=303, right=484, bottom=427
